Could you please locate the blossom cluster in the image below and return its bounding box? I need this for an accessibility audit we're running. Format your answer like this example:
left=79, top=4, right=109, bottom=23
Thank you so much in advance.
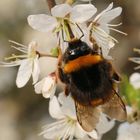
left=117, top=49, right=140, bottom=140
left=0, top=1, right=127, bottom=140
left=129, top=48, right=140, bottom=89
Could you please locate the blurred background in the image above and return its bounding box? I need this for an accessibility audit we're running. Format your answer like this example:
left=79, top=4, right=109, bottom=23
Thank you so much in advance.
left=0, top=0, right=140, bottom=140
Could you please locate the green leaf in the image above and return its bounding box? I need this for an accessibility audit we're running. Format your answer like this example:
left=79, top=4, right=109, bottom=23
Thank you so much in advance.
left=120, top=75, right=140, bottom=109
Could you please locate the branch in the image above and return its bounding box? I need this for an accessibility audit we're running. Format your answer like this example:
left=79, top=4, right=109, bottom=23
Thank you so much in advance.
left=46, top=0, right=56, bottom=12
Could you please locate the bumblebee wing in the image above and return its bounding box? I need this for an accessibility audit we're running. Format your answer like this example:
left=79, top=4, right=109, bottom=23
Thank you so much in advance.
left=75, top=101, right=100, bottom=132
left=102, top=91, right=127, bottom=121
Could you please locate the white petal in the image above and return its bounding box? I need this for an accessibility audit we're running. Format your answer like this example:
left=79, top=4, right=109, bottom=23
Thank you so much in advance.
left=42, top=120, right=67, bottom=139
left=98, top=7, right=122, bottom=24
left=129, top=57, right=140, bottom=65
left=108, top=39, right=115, bottom=48
left=117, top=122, right=135, bottom=140
left=98, top=24, right=110, bottom=34
left=51, top=4, right=72, bottom=18
left=87, top=130, right=98, bottom=139
left=75, top=123, right=86, bottom=138
left=92, top=30, right=113, bottom=59
left=60, top=94, right=76, bottom=119
left=34, top=75, right=57, bottom=98
left=102, top=47, right=113, bottom=60
left=79, top=136, right=93, bottom=140
left=75, top=123, right=98, bottom=139
left=32, top=57, right=40, bottom=84
left=42, top=85, right=56, bottom=98
left=58, top=92, right=65, bottom=105
left=129, top=122, right=140, bottom=139
left=27, top=14, right=58, bottom=32
left=42, top=75, right=56, bottom=98
left=16, top=59, right=32, bottom=88
left=80, top=24, right=92, bottom=46
left=96, top=113, right=115, bottom=134
left=94, top=3, right=113, bottom=22
left=126, top=106, right=133, bottom=115
left=28, top=41, right=38, bottom=52
left=117, top=133, right=134, bottom=140
left=129, top=73, right=140, bottom=89
left=71, top=4, right=97, bottom=23
left=49, top=96, right=65, bottom=119
left=34, top=79, right=44, bottom=94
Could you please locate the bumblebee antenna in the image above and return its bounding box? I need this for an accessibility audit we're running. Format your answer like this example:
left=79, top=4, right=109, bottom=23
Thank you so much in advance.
left=76, top=23, right=84, bottom=39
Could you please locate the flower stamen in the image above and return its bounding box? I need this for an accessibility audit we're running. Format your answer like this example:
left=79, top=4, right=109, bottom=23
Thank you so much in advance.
left=4, top=54, right=28, bottom=61
left=9, top=40, right=28, bottom=49
left=109, top=27, right=127, bottom=36
left=92, top=25, right=118, bottom=43
left=107, top=22, right=123, bottom=27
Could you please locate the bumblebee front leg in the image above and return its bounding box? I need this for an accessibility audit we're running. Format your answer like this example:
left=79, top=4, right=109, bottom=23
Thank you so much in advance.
left=57, top=66, right=70, bottom=96
left=57, top=48, right=70, bottom=96
left=58, top=67, right=70, bottom=84
left=65, top=85, right=70, bottom=96
left=57, top=48, right=70, bottom=84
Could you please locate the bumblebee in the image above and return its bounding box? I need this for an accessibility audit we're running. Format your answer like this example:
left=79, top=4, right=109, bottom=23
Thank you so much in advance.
left=57, top=39, right=126, bottom=132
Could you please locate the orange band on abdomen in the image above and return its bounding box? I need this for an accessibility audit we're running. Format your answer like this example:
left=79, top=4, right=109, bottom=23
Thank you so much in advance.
left=64, top=54, right=102, bottom=73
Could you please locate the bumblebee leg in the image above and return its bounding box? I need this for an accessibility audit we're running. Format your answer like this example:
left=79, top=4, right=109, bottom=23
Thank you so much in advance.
left=58, top=67, right=70, bottom=84
left=65, top=86, right=70, bottom=96
left=99, top=46, right=103, bottom=56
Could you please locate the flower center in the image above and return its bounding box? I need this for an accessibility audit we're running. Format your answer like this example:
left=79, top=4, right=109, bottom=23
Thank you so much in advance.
left=54, top=18, right=81, bottom=42
left=66, top=116, right=77, bottom=126
left=28, top=46, right=38, bottom=59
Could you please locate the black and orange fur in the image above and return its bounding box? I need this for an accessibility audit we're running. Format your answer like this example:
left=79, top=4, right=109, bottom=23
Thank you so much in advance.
left=58, top=39, right=120, bottom=106
left=57, top=39, right=126, bottom=131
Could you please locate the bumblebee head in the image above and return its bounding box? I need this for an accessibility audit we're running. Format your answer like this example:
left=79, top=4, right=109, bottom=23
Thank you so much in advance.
left=63, top=39, right=92, bottom=62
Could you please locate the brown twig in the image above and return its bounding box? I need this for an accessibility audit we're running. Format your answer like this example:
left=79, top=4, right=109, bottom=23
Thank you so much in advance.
left=46, top=0, right=56, bottom=12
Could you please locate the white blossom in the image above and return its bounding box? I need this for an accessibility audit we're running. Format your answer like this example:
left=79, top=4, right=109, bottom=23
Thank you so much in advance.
left=0, top=41, right=40, bottom=88
left=117, top=121, right=140, bottom=140
left=34, top=73, right=57, bottom=98
left=117, top=106, right=140, bottom=140
left=129, top=72, right=140, bottom=89
left=129, top=48, right=140, bottom=70
left=41, top=93, right=115, bottom=140
left=117, top=122, right=140, bottom=140
left=40, top=94, right=98, bottom=140
left=0, top=1, right=127, bottom=140
left=89, top=3, right=126, bottom=59
left=96, top=113, right=115, bottom=140
left=28, top=3, right=97, bottom=51
left=129, top=49, right=140, bottom=89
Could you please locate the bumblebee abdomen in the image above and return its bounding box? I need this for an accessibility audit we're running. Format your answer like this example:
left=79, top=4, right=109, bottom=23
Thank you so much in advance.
left=69, top=60, right=113, bottom=106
